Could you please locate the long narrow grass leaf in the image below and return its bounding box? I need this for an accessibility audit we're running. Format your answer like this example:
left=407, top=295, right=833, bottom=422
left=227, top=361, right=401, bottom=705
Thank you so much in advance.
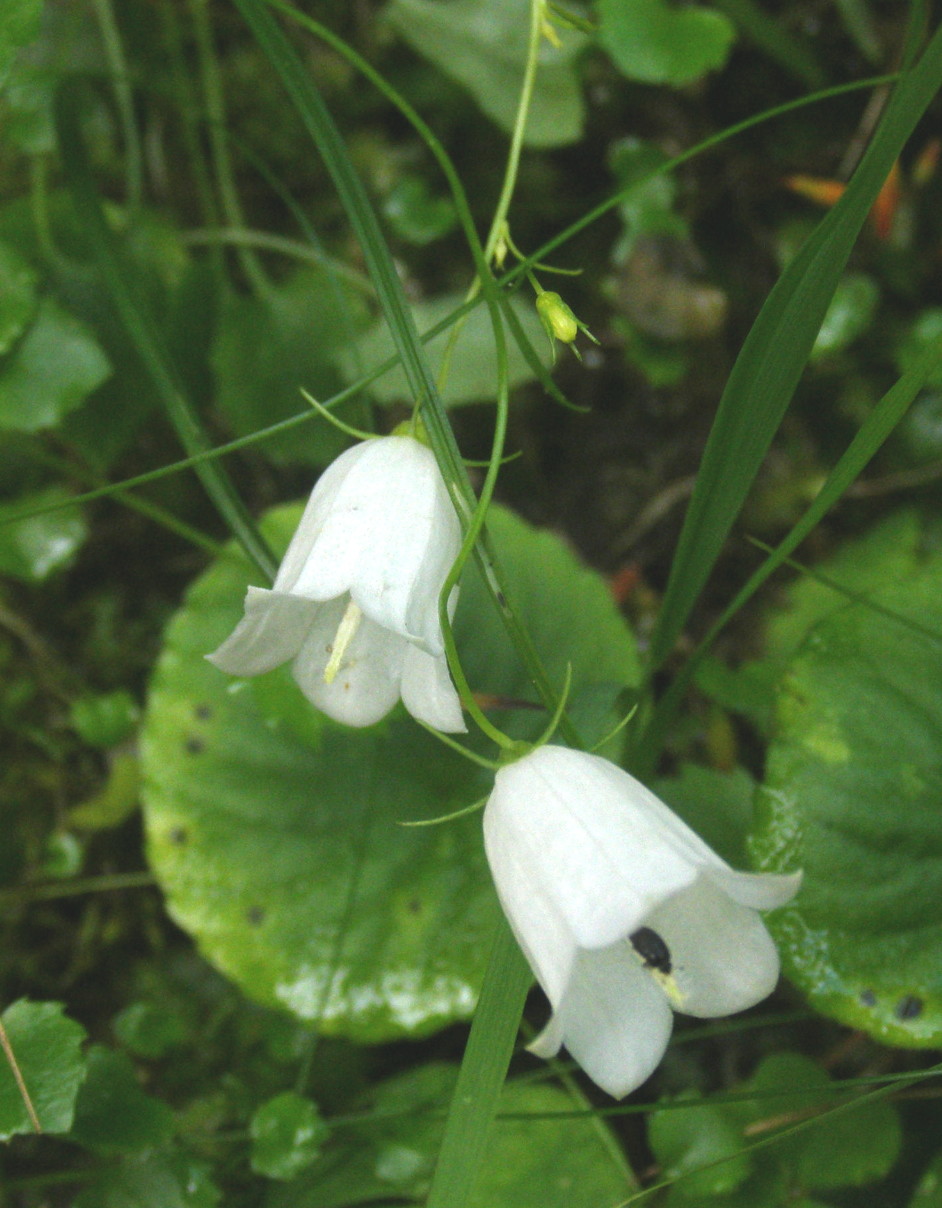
left=649, top=16, right=942, bottom=668
left=637, top=328, right=942, bottom=769
left=424, top=917, right=532, bottom=1208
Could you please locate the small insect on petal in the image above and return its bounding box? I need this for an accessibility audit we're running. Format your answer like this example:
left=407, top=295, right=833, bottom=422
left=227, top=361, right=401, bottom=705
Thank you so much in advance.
left=630, top=926, right=672, bottom=974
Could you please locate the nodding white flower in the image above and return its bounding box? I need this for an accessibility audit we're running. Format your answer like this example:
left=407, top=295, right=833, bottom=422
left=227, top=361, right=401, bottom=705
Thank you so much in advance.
left=208, top=434, right=465, bottom=732
left=483, top=746, right=801, bottom=1098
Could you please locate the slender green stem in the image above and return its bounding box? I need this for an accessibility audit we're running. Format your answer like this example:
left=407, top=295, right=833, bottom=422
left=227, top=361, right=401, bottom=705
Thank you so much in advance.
left=482, top=0, right=544, bottom=264
left=183, top=226, right=374, bottom=291
left=0, top=871, right=156, bottom=905
left=435, top=0, right=543, bottom=391
left=91, top=0, right=143, bottom=207
left=190, top=0, right=270, bottom=294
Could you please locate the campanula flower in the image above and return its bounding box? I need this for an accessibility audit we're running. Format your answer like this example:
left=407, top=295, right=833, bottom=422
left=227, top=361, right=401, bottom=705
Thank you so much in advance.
left=483, top=746, right=800, bottom=1097
left=208, top=435, right=465, bottom=731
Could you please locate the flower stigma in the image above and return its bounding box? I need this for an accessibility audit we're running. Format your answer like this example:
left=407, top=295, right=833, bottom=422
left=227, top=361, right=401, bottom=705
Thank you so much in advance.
left=324, top=599, right=362, bottom=684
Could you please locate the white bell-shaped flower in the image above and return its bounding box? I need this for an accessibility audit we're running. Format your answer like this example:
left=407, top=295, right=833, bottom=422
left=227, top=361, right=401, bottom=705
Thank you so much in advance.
left=208, top=434, right=465, bottom=731
left=483, top=745, right=801, bottom=1098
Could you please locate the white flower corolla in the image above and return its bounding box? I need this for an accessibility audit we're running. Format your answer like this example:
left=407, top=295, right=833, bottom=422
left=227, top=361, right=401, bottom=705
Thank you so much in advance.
left=208, top=434, right=465, bottom=732
left=483, top=745, right=801, bottom=1098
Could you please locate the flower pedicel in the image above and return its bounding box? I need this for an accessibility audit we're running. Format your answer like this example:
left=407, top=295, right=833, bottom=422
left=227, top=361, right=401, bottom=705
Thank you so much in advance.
left=483, top=744, right=801, bottom=1097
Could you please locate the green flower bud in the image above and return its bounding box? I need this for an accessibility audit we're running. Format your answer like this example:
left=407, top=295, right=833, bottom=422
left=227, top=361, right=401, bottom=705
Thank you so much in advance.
left=536, top=291, right=579, bottom=343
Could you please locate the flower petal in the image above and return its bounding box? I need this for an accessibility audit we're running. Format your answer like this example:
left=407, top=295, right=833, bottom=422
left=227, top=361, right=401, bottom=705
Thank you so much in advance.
left=271, top=440, right=376, bottom=594
left=287, top=437, right=460, bottom=652
left=484, top=803, right=578, bottom=1005
left=647, top=877, right=783, bottom=1018
left=206, top=587, right=313, bottom=676
left=291, top=602, right=402, bottom=727
left=400, top=644, right=466, bottom=732
left=488, top=747, right=711, bottom=951
left=706, top=867, right=802, bottom=911
left=531, top=942, right=674, bottom=1098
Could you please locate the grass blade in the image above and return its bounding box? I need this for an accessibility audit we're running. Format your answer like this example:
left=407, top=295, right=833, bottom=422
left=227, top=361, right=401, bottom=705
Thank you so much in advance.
left=648, top=12, right=942, bottom=669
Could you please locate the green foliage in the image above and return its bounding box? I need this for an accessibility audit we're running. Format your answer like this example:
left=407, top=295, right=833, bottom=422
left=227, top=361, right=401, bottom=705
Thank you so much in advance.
left=896, top=308, right=942, bottom=388
left=250, top=1091, right=329, bottom=1179
left=386, top=0, right=587, bottom=148
left=112, top=1001, right=188, bottom=1060
left=649, top=1052, right=902, bottom=1205
left=0, top=239, right=37, bottom=354
left=73, top=1153, right=222, bottom=1208
left=71, top=1045, right=176, bottom=1153
left=211, top=267, right=370, bottom=467
left=70, top=689, right=140, bottom=747
left=341, top=292, right=549, bottom=408
left=654, top=764, right=754, bottom=867
left=0, top=0, right=44, bottom=88
left=267, top=1064, right=633, bottom=1206
left=596, top=0, right=736, bottom=85
left=141, top=503, right=639, bottom=1040
left=0, top=487, right=87, bottom=580
left=810, top=272, right=880, bottom=360
left=0, top=999, right=87, bottom=1138
left=754, top=513, right=942, bottom=1045
left=3, top=0, right=942, bottom=1202
left=383, top=176, right=458, bottom=245
left=0, top=297, right=111, bottom=432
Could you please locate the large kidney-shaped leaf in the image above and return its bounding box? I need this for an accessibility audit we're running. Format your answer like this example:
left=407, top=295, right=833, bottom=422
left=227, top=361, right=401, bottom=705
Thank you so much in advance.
left=386, top=0, right=586, bottom=148
left=141, top=504, right=639, bottom=1042
left=753, top=540, right=942, bottom=1046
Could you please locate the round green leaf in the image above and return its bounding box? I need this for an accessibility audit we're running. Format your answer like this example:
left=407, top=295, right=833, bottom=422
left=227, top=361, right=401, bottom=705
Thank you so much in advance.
left=250, top=1091, right=328, bottom=1180
left=0, top=298, right=111, bottom=432
left=0, top=487, right=87, bottom=581
left=141, top=504, right=639, bottom=1041
left=754, top=554, right=942, bottom=1046
left=649, top=1097, right=751, bottom=1197
left=597, top=0, right=735, bottom=86
left=0, top=999, right=87, bottom=1138
left=382, top=177, right=457, bottom=246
